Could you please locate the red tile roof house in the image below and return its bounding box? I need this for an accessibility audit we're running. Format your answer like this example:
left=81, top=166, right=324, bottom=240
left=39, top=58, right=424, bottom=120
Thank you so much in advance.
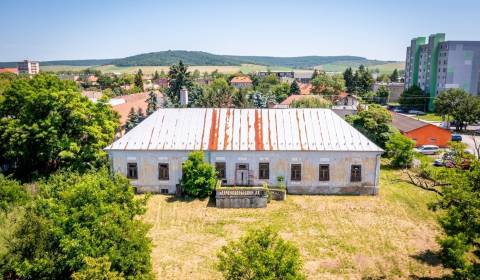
left=230, top=76, right=253, bottom=89
left=391, top=113, right=451, bottom=147
left=0, top=68, right=19, bottom=74
left=274, top=94, right=327, bottom=109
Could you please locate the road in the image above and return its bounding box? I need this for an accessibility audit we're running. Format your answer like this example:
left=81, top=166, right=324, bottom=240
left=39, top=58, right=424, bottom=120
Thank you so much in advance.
left=460, top=134, right=480, bottom=157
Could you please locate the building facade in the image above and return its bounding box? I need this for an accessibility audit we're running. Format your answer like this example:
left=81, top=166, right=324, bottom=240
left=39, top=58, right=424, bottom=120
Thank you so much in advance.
left=405, top=34, right=480, bottom=110
left=17, top=60, right=40, bottom=75
left=105, top=108, right=383, bottom=195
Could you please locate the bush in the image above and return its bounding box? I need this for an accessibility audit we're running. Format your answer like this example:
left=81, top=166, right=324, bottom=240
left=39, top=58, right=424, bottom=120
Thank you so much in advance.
left=181, top=151, right=217, bottom=198
left=217, top=227, right=305, bottom=280
left=385, top=132, right=415, bottom=168
left=0, top=169, right=153, bottom=279
left=0, top=175, right=29, bottom=214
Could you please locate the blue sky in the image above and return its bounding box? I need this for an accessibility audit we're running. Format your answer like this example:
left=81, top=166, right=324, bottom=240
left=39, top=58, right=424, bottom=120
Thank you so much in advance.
left=1, top=0, right=479, bottom=61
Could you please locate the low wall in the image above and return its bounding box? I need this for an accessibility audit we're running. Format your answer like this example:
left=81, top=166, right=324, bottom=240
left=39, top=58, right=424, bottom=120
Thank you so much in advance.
left=287, top=185, right=378, bottom=195
left=269, top=189, right=287, bottom=201
left=216, top=188, right=268, bottom=208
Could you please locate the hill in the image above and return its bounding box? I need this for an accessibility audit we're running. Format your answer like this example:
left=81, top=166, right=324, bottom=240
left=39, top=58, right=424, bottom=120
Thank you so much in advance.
left=1, top=50, right=402, bottom=70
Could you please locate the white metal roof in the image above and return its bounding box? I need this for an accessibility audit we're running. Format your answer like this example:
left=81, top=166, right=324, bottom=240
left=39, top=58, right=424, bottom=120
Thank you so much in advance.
left=105, top=108, right=383, bottom=152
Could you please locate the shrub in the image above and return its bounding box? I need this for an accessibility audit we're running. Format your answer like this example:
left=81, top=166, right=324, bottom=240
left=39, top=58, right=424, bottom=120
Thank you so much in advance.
left=217, top=227, right=305, bottom=280
left=276, top=176, right=286, bottom=189
left=0, top=175, right=29, bottom=214
left=181, top=151, right=217, bottom=198
left=385, top=132, right=415, bottom=168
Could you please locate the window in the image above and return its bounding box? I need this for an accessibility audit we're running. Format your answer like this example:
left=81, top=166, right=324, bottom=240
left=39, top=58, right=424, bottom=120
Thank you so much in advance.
left=291, top=164, right=301, bottom=181
left=351, top=165, right=362, bottom=182
left=160, top=188, right=169, bottom=194
left=319, top=164, right=330, bottom=181
left=259, top=163, right=269, bottom=180
left=158, top=163, right=169, bottom=180
left=127, top=163, right=138, bottom=179
left=215, top=162, right=226, bottom=179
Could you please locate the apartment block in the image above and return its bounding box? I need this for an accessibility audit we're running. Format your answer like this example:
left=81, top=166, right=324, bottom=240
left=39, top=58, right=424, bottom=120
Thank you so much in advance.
left=404, top=33, right=480, bottom=110
left=17, top=60, right=40, bottom=75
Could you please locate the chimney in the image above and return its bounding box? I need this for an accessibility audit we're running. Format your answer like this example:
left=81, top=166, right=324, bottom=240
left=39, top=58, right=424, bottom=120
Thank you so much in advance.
left=180, top=87, right=189, bottom=106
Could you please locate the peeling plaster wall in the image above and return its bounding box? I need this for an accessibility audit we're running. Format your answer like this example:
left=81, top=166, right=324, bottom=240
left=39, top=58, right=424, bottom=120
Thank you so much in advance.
left=108, top=150, right=381, bottom=195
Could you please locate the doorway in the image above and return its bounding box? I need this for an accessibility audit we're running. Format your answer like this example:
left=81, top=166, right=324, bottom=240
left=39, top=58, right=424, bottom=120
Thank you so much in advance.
left=235, top=163, right=249, bottom=186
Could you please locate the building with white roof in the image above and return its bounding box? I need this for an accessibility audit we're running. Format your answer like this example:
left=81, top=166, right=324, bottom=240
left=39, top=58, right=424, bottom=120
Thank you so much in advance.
left=105, top=108, right=383, bottom=195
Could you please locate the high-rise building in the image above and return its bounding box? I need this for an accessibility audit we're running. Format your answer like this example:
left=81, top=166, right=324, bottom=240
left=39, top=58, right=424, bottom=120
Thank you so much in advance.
left=404, top=33, right=480, bottom=110
left=17, top=60, right=40, bottom=75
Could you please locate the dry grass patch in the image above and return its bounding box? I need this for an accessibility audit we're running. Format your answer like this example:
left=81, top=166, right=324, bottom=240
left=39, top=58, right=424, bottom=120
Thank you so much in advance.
left=142, top=168, right=448, bottom=279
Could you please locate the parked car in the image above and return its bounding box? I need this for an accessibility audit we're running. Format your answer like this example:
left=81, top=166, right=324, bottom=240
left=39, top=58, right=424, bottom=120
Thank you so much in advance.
left=415, top=145, right=440, bottom=155
left=433, top=158, right=444, bottom=166
left=393, top=108, right=403, bottom=113
left=474, top=129, right=480, bottom=135
left=407, top=110, right=426, bottom=115
left=451, top=134, right=463, bottom=142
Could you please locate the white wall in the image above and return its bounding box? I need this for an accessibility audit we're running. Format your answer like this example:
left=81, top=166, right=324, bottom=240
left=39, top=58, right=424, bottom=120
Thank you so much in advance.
left=108, top=150, right=381, bottom=195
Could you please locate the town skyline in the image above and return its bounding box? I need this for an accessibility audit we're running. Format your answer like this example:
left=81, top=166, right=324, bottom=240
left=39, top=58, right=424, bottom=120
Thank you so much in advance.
left=1, top=0, right=480, bottom=62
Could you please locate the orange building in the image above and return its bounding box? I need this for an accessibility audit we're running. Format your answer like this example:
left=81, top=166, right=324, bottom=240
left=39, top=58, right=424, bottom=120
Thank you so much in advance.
left=391, top=113, right=451, bottom=147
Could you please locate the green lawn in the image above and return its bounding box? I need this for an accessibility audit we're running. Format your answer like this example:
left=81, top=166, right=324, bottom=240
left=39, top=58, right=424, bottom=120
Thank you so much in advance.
left=143, top=166, right=448, bottom=279
left=416, top=113, right=443, bottom=122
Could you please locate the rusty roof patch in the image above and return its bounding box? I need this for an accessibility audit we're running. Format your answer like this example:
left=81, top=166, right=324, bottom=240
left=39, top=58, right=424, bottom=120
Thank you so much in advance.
left=254, top=110, right=264, bottom=150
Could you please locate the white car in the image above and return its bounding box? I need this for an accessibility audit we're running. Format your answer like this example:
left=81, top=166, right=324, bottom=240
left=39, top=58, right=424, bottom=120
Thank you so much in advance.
left=415, top=145, right=440, bottom=155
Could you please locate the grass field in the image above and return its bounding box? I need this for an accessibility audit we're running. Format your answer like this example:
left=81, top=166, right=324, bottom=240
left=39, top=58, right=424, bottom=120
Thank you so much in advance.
left=416, top=113, right=443, bottom=122
left=143, top=166, right=448, bottom=279
left=41, top=62, right=404, bottom=75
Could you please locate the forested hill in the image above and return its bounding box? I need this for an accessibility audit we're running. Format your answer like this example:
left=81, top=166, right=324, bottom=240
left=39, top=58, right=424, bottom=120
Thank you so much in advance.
left=0, top=50, right=399, bottom=69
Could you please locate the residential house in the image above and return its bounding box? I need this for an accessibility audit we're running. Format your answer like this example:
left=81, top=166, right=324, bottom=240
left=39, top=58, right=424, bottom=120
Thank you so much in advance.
left=0, top=68, right=19, bottom=74
left=373, top=82, right=405, bottom=103
left=294, top=71, right=314, bottom=83
left=105, top=108, right=383, bottom=195
left=391, top=113, right=451, bottom=147
left=230, top=76, right=253, bottom=89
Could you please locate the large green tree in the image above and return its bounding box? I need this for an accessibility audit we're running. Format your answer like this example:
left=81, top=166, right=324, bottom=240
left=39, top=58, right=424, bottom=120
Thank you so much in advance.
left=434, top=88, right=480, bottom=130
left=0, top=169, right=153, bottom=279
left=181, top=151, right=216, bottom=198
left=399, top=85, right=429, bottom=112
left=0, top=74, right=119, bottom=180
left=146, top=91, right=159, bottom=115
left=343, top=67, right=355, bottom=93
left=389, top=69, right=399, bottom=82
left=385, top=132, right=415, bottom=168
left=166, top=61, right=193, bottom=105
left=346, top=104, right=393, bottom=148
left=311, top=72, right=345, bottom=96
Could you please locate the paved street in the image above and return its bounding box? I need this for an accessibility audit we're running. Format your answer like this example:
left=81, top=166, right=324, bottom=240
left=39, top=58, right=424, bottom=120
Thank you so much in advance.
left=460, top=134, right=480, bottom=157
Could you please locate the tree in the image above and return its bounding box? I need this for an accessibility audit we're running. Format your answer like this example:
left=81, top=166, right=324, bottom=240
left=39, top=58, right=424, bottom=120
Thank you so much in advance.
left=0, top=169, right=153, bottom=279
left=146, top=91, right=158, bottom=115
left=290, top=80, right=300, bottom=95
left=166, top=61, right=193, bottom=105
left=311, top=72, right=345, bottom=96
left=0, top=74, right=119, bottom=180
left=385, top=132, right=415, bottom=168
left=134, top=69, right=144, bottom=91
left=153, top=70, right=160, bottom=81
left=251, top=92, right=269, bottom=108
left=435, top=89, right=480, bottom=130
left=233, top=89, right=252, bottom=108
left=271, top=83, right=290, bottom=103
left=0, top=175, right=29, bottom=214
left=355, top=65, right=374, bottom=96
left=137, top=108, right=146, bottom=122
left=205, top=78, right=235, bottom=107
left=431, top=161, right=480, bottom=279
left=217, top=227, right=305, bottom=280
left=346, top=104, right=393, bottom=148
left=376, top=85, right=390, bottom=105
left=376, top=73, right=390, bottom=83
left=125, top=107, right=139, bottom=132
left=343, top=67, right=355, bottom=93
left=291, top=97, right=331, bottom=108
left=181, top=151, right=216, bottom=198
left=390, top=69, right=399, bottom=82
left=399, top=85, right=429, bottom=112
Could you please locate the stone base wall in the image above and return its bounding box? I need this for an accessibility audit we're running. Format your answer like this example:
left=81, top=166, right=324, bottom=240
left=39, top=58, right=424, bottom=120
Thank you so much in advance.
left=287, top=185, right=378, bottom=195
left=270, top=189, right=287, bottom=200
left=216, top=196, right=267, bottom=208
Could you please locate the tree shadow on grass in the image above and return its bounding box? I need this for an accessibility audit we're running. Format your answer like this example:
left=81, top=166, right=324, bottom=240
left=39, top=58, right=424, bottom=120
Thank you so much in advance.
left=411, top=250, right=442, bottom=267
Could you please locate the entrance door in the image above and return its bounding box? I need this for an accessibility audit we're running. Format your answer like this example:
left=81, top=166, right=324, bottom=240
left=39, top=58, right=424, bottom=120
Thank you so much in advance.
left=235, top=163, right=249, bottom=186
